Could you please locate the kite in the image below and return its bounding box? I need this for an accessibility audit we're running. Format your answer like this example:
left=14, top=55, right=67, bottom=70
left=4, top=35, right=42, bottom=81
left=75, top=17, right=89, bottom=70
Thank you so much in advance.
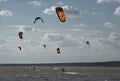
left=18, top=46, right=21, bottom=51
left=18, top=32, right=23, bottom=39
left=34, top=17, right=44, bottom=24
left=55, top=7, right=66, bottom=22
left=86, top=41, right=89, bottom=45
left=42, top=44, right=46, bottom=48
left=57, top=48, right=60, bottom=54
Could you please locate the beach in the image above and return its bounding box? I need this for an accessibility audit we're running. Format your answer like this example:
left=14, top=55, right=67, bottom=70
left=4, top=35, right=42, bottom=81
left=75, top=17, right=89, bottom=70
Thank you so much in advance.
left=0, top=66, right=120, bottom=81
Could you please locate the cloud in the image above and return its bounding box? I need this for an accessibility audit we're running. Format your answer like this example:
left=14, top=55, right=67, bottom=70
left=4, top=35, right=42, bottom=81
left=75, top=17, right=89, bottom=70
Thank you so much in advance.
left=0, top=10, right=13, bottom=16
left=114, top=6, right=120, bottom=16
left=43, top=5, right=80, bottom=18
left=90, top=37, right=105, bottom=49
left=14, top=25, right=31, bottom=32
left=18, top=25, right=31, bottom=32
left=9, top=25, right=60, bottom=33
left=97, top=0, right=120, bottom=4
left=41, top=33, right=65, bottom=41
left=0, top=0, right=7, bottom=2
left=73, top=23, right=87, bottom=27
left=43, top=6, right=55, bottom=15
left=69, top=29, right=85, bottom=32
left=109, top=32, right=120, bottom=41
left=9, top=25, right=35, bottom=32
left=41, top=33, right=82, bottom=47
left=83, top=32, right=120, bottom=49
left=88, top=32, right=120, bottom=49
left=93, top=32, right=120, bottom=49
left=62, top=5, right=80, bottom=18
left=97, top=0, right=120, bottom=16
left=108, top=32, right=120, bottom=48
left=27, top=1, right=42, bottom=7
left=59, top=35, right=80, bottom=47
left=104, top=22, right=114, bottom=28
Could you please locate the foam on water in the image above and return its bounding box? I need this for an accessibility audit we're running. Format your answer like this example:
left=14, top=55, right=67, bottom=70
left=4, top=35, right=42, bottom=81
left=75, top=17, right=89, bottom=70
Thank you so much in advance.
left=64, top=72, right=78, bottom=75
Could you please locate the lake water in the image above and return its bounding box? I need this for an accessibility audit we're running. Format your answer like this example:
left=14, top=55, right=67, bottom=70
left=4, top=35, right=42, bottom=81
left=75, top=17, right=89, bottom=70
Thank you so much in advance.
left=0, top=66, right=120, bottom=81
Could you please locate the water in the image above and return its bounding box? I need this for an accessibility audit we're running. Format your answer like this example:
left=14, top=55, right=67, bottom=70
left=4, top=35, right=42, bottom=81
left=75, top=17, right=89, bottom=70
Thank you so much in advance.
left=0, top=66, right=120, bottom=81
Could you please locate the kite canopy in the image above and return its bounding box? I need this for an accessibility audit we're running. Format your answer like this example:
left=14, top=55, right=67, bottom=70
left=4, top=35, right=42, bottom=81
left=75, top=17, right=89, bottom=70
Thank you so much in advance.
left=55, top=7, right=66, bottom=22
left=57, top=48, right=60, bottom=54
left=18, top=32, right=23, bottom=39
left=86, top=41, right=89, bottom=45
left=34, top=17, right=44, bottom=24
left=42, top=44, right=46, bottom=48
left=18, top=46, right=21, bottom=51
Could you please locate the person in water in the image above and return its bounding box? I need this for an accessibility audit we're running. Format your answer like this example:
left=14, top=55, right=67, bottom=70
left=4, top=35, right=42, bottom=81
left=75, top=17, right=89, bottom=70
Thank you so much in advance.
left=62, top=68, right=65, bottom=72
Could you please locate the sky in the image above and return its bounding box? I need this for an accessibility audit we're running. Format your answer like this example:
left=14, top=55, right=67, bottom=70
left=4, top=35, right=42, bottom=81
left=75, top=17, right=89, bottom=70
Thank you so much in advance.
left=0, top=0, right=120, bottom=64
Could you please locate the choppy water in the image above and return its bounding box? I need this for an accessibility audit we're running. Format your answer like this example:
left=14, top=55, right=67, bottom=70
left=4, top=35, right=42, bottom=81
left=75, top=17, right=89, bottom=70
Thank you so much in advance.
left=0, top=66, right=120, bottom=81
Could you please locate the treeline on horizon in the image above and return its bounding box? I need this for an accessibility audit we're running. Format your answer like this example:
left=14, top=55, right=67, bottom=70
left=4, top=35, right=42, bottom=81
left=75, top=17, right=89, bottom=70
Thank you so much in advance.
left=0, top=61, right=120, bottom=67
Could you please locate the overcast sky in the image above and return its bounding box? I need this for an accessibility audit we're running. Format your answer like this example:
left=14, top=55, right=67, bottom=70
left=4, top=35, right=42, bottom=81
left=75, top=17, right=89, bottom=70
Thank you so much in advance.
left=0, top=0, right=120, bottom=64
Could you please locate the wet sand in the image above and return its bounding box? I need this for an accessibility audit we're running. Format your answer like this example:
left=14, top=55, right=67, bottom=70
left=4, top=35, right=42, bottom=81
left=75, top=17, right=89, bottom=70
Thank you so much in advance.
left=0, top=66, right=120, bottom=81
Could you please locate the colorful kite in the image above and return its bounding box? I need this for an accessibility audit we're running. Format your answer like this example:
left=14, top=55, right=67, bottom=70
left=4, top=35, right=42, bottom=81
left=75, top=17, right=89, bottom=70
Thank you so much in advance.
left=18, top=32, right=23, bottom=39
left=55, top=7, right=66, bottom=22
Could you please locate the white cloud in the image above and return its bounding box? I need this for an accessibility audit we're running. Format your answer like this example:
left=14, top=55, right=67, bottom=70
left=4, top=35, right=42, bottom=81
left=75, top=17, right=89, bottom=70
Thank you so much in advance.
left=27, top=1, right=42, bottom=7
left=109, top=32, right=120, bottom=41
left=90, top=37, right=105, bottom=49
left=104, top=22, right=114, bottom=28
left=108, top=32, right=120, bottom=48
left=9, top=25, right=59, bottom=33
left=9, top=25, right=34, bottom=32
left=97, top=0, right=120, bottom=16
left=43, top=6, right=55, bottom=15
left=85, top=32, right=120, bottom=49
left=69, top=29, right=85, bottom=32
left=62, top=5, right=80, bottom=18
left=83, top=32, right=120, bottom=49
left=114, top=6, right=120, bottom=16
left=41, top=33, right=65, bottom=41
left=73, top=23, right=87, bottom=27
left=19, top=25, right=31, bottom=32
left=41, top=33, right=83, bottom=47
left=0, top=0, right=7, bottom=2
left=0, top=10, right=13, bottom=16
left=97, top=0, right=120, bottom=4
left=59, top=35, right=80, bottom=47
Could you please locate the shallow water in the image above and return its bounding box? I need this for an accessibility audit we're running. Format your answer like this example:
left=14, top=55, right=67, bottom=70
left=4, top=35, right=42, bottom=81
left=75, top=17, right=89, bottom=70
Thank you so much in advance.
left=0, top=66, right=120, bottom=81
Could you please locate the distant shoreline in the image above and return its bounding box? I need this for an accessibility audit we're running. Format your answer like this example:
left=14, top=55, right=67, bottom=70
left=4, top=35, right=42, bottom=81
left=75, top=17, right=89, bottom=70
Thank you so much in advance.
left=0, top=61, right=120, bottom=67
